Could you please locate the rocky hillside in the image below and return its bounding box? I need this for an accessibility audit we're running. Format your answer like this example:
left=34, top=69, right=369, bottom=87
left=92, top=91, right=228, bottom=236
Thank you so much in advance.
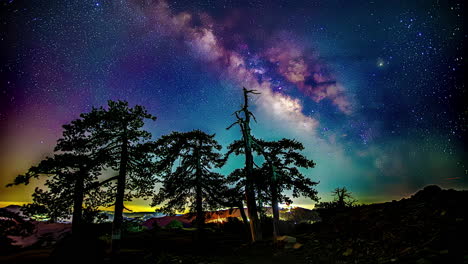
left=295, top=185, right=468, bottom=263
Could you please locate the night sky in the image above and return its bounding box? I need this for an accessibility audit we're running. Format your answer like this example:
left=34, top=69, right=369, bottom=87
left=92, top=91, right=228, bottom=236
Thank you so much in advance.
left=0, top=0, right=466, bottom=211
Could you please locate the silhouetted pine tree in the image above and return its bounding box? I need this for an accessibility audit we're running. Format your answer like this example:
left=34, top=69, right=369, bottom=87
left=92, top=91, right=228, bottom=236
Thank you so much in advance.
left=8, top=138, right=110, bottom=234
left=226, top=87, right=263, bottom=242
left=150, top=130, right=225, bottom=229
left=70, top=100, right=157, bottom=256
left=253, top=138, right=318, bottom=240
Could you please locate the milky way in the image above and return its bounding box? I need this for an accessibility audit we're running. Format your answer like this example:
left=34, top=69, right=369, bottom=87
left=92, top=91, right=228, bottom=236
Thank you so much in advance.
left=0, top=0, right=466, bottom=210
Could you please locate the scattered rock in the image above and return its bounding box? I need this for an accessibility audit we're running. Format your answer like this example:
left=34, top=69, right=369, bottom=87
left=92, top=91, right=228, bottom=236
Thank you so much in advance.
left=342, top=248, right=353, bottom=256
left=293, top=243, right=302, bottom=249
left=276, top=235, right=297, bottom=249
left=299, top=186, right=468, bottom=264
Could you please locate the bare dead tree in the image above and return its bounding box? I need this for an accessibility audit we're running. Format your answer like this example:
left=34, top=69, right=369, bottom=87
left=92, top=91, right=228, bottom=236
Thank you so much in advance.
left=226, top=87, right=263, bottom=242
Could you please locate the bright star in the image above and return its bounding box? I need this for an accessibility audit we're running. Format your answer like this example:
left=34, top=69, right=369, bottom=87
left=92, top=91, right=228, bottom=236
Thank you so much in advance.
left=377, top=58, right=385, bottom=67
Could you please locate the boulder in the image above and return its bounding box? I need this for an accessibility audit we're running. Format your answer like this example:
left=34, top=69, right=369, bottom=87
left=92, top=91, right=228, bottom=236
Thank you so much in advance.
left=277, top=235, right=297, bottom=249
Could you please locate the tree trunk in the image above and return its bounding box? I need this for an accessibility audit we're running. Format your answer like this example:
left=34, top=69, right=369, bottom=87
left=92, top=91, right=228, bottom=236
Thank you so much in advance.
left=237, top=201, right=250, bottom=239
left=111, top=131, right=128, bottom=257
left=256, top=186, right=266, bottom=223
left=195, top=139, right=205, bottom=229
left=242, top=88, right=262, bottom=242
left=72, top=170, right=85, bottom=236
left=257, top=145, right=280, bottom=241
left=195, top=185, right=204, bottom=228
left=271, top=180, right=280, bottom=241
left=244, top=151, right=262, bottom=242
left=266, top=163, right=280, bottom=241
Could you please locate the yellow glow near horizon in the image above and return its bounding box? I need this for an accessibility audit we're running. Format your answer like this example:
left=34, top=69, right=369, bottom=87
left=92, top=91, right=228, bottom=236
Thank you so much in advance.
left=279, top=203, right=315, bottom=210
left=0, top=201, right=161, bottom=213
left=1, top=200, right=318, bottom=213
left=0, top=201, right=28, bottom=208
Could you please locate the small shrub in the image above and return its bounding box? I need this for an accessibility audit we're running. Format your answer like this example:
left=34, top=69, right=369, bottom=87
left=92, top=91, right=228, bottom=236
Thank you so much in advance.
left=165, top=220, right=183, bottom=229
left=123, top=218, right=144, bottom=233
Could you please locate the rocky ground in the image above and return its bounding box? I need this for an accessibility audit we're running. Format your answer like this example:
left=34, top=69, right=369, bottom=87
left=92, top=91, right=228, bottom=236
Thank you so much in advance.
left=295, top=185, right=468, bottom=264
left=1, top=185, right=467, bottom=264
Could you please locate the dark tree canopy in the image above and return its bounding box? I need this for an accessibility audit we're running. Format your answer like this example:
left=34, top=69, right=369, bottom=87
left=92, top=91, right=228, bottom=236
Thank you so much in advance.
left=224, top=134, right=318, bottom=240
left=70, top=100, right=157, bottom=255
left=10, top=155, right=105, bottom=221
left=6, top=97, right=321, bottom=247
left=151, top=130, right=225, bottom=226
left=59, top=100, right=158, bottom=200
left=225, top=138, right=319, bottom=206
left=8, top=100, right=158, bottom=256
left=253, top=138, right=319, bottom=204
left=7, top=131, right=111, bottom=226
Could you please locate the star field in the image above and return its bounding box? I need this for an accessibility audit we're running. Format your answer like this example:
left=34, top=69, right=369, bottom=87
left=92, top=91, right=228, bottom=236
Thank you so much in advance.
left=0, top=0, right=466, bottom=209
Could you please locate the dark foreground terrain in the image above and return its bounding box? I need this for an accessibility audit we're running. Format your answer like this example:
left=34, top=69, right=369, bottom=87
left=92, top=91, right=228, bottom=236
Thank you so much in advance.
left=1, top=185, right=467, bottom=264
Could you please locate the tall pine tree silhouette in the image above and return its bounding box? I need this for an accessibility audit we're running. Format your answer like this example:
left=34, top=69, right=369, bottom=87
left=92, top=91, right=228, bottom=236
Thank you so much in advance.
left=7, top=110, right=115, bottom=235
left=151, top=130, right=225, bottom=229
left=78, top=100, right=157, bottom=256
left=9, top=100, right=157, bottom=251
left=253, top=138, right=318, bottom=240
